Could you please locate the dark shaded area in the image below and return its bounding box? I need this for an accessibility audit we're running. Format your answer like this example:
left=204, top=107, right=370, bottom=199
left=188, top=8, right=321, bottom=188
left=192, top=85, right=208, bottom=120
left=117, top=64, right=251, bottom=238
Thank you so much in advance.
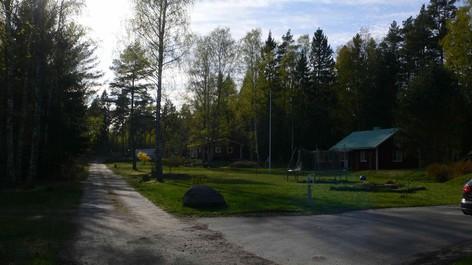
left=0, top=181, right=83, bottom=265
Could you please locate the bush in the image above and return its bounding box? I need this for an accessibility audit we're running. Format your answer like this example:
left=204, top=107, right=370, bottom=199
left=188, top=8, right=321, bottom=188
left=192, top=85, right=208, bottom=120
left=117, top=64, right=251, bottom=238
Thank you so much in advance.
left=452, top=161, right=472, bottom=176
left=137, top=152, right=152, bottom=165
left=229, top=160, right=260, bottom=169
left=426, top=161, right=472, bottom=183
left=385, top=179, right=397, bottom=185
left=182, top=159, right=204, bottom=167
left=166, top=156, right=185, bottom=173
left=426, top=163, right=454, bottom=182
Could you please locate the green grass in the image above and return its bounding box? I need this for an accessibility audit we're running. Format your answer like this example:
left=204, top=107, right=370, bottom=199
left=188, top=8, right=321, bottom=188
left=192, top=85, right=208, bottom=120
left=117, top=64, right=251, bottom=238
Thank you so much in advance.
left=454, top=257, right=472, bottom=265
left=453, top=257, right=472, bottom=265
left=0, top=168, right=86, bottom=265
left=108, top=162, right=471, bottom=217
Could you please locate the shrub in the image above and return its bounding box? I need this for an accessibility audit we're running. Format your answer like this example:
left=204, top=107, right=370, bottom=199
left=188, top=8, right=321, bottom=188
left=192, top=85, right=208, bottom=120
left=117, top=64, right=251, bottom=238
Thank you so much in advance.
left=166, top=156, right=185, bottom=173
left=137, top=152, right=151, bottom=165
left=184, top=159, right=204, bottom=167
left=229, top=160, right=260, bottom=169
left=426, top=163, right=454, bottom=182
left=452, top=161, right=472, bottom=176
left=385, top=180, right=397, bottom=185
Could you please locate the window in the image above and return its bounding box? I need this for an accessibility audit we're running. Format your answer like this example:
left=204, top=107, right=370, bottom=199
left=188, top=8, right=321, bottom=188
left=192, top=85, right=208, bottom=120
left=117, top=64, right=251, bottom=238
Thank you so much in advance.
left=360, top=151, right=367, bottom=162
left=393, top=150, right=403, bottom=162
left=227, top=147, right=234, bottom=154
left=215, top=146, right=222, bottom=154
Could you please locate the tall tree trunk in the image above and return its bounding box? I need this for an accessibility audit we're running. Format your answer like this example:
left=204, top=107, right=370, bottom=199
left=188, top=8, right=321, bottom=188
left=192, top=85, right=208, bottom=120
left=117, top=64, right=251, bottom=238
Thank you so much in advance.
left=153, top=0, right=167, bottom=182
left=16, top=69, right=31, bottom=179
left=4, top=0, right=16, bottom=185
left=29, top=0, right=44, bottom=185
left=252, top=71, right=260, bottom=163
left=131, top=78, right=137, bottom=170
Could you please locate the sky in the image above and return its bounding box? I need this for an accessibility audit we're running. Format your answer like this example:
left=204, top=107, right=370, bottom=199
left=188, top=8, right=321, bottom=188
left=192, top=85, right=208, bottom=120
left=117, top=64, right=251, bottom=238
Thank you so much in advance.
left=79, top=0, right=430, bottom=102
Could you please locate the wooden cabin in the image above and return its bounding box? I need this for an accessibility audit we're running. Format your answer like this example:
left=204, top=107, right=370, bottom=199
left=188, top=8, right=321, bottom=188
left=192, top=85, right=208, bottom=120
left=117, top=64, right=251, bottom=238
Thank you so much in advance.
left=330, top=128, right=417, bottom=171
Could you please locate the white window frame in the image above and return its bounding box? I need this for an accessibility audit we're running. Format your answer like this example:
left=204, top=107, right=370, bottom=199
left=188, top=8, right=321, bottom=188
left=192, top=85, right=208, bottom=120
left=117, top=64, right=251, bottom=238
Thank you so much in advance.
left=360, top=151, right=367, bottom=163
left=393, top=150, right=403, bottom=163
left=215, top=146, right=222, bottom=154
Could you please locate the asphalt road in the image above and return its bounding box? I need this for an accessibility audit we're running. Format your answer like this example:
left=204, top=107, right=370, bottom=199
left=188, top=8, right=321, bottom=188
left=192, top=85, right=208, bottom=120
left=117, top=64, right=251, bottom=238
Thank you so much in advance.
left=199, top=206, right=472, bottom=265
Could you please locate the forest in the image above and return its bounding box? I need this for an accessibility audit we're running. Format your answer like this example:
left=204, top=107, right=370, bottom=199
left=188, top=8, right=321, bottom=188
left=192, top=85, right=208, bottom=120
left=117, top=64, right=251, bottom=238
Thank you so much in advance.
left=2, top=0, right=472, bottom=186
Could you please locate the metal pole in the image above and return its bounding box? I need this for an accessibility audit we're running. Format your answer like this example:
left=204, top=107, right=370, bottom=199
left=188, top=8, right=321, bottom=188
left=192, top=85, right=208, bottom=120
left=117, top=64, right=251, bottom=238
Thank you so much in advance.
left=269, top=85, right=272, bottom=171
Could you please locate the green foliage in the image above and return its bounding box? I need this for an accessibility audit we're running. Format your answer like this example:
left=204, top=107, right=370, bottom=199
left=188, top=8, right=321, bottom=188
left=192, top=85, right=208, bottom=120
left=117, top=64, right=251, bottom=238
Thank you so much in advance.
left=443, top=4, right=472, bottom=98
left=0, top=0, right=100, bottom=185
left=398, top=65, right=465, bottom=163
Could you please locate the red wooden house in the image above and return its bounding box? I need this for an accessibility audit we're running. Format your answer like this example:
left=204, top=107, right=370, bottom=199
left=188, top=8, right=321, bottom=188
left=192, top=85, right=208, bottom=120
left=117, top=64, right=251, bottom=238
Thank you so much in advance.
left=330, top=128, right=418, bottom=171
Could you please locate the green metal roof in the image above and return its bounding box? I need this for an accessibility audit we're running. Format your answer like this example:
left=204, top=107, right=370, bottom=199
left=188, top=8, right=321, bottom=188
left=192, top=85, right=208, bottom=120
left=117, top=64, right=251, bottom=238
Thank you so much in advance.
left=330, top=128, right=399, bottom=151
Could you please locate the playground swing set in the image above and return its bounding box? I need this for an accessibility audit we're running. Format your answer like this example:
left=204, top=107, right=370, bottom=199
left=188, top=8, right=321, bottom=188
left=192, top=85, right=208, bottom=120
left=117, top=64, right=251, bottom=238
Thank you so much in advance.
left=286, top=148, right=351, bottom=183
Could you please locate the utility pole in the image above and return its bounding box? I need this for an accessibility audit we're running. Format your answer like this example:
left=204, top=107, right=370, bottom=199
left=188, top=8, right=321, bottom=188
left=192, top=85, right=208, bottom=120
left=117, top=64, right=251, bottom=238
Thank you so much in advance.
left=269, top=84, right=272, bottom=171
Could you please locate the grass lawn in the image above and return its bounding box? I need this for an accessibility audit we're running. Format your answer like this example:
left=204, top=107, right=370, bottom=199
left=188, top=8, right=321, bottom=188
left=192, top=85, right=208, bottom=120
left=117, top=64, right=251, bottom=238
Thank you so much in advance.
left=453, top=257, right=472, bottom=265
left=108, top=162, right=470, bottom=217
left=0, top=168, right=86, bottom=265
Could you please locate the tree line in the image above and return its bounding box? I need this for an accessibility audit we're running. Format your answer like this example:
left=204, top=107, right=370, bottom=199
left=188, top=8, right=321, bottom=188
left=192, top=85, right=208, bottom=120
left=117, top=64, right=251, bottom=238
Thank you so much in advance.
left=5, top=0, right=469, bottom=186
left=91, top=0, right=472, bottom=169
left=0, top=0, right=99, bottom=187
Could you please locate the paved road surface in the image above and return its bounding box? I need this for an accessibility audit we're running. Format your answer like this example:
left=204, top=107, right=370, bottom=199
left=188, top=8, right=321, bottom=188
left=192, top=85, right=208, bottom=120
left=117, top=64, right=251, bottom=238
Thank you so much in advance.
left=199, top=206, right=472, bottom=265
left=70, top=163, right=275, bottom=265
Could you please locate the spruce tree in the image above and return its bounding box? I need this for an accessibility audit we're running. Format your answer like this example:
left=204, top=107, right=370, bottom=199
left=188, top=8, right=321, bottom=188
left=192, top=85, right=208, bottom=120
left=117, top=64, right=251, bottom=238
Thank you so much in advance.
left=307, top=28, right=336, bottom=148
left=310, top=29, right=335, bottom=90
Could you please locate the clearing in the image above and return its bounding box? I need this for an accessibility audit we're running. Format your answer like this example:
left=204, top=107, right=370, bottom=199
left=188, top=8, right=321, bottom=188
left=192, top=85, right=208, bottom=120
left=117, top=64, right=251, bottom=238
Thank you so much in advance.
left=108, top=162, right=470, bottom=216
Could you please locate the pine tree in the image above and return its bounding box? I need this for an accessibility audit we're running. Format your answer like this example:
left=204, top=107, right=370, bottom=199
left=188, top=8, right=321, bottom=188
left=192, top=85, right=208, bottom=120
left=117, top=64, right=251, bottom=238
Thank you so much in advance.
left=110, top=42, right=151, bottom=170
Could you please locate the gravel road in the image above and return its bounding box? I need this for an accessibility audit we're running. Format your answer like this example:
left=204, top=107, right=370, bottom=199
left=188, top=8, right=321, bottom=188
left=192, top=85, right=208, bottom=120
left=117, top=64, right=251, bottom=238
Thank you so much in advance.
left=68, top=163, right=276, bottom=265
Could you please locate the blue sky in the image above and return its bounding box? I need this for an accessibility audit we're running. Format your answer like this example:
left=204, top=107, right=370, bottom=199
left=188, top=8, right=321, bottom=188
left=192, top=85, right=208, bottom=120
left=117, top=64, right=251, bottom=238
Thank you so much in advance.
left=190, top=0, right=430, bottom=47
left=81, top=0, right=431, bottom=99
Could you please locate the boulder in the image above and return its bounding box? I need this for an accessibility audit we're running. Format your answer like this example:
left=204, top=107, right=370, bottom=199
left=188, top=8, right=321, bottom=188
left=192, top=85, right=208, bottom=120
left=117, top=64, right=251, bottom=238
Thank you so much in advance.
left=183, top=185, right=227, bottom=208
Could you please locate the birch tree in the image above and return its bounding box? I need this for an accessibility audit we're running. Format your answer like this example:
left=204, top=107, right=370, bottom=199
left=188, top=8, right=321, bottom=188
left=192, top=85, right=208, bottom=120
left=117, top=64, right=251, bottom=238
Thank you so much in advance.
left=134, top=0, right=192, bottom=181
left=241, top=29, right=262, bottom=162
